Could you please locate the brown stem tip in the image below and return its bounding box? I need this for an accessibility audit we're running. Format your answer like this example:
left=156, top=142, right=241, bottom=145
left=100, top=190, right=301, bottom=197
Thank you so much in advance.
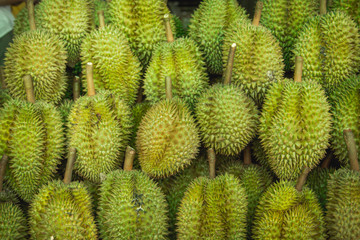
left=294, top=56, right=303, bottom=83
left=164, top=14, right=174, bottom=43
left=27, top=0, right=36, bottom=31
left=295, top=166, right=311, bottom=192
left=73, top=76, right=80, bottom=101
left=23, top=75, right=35, bottom=103
left=165, top=76, right=173, bottom=100
left=320, top=0, right=327, bottom=15
left=343, top=129, right=359, bottom=172
left=0, top=155, right=9, bottom=192
left=223, top=43, right=237, bottom=85
left=207, top=148, right=216, bottom=179
left=243, top=145, right=252, bottom=165
left=86, top=62, right=96, bottom=96
left=124, top=146, right=135, bottom=171
left=98, top=10, right=106, bottom=29
left=63, top=148, right=76, bottom=184
left=252, top=1, right=263, bottom=26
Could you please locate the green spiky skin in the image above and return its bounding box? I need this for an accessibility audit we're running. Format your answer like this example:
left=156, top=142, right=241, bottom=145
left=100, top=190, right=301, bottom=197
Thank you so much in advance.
left=223, top=23, right=285, bottom=105
left=220, top=162, right=273, bottom=238
left=330, top=0, right=360, bottom=26
left=58, top=99, right=74, bottom=129
left=136, top=99, right=200, bottom=178
left=108, top=0, right=175, bottom=67
left=0, top=100, right=65, bottom=202
left=68, top=90, right=133, bottom=183
left=130, top=102, right=152, bottom=149
left=326, top=168, right=360, bottom=239
left=177, top=173, right=248, bottom=239
left=81, top=25, right=141, bottom=105
left=29, top=180, right=98, bottom=239
left=94, top=0, right=111, bottom=27
left=37, top=0, right=93, bottom=67
left=261, top=0, right=319, bottom=71
left=0, top=90, right=11, bottom=108
left=195, top=84, right=259, bottom=156
left=293, top=12, right=360, bottom=90
left=0, top=202, right=28, bottom=240
left=253, top=181, right=326, bottom=240
left=4, top=30, right=67, bottom=104
left=306, top=167, right=335, bottom=210
left=259, top=79, right=332, bottom=180
left=13, top=6, right=39, bottom=37
left=98, top=170, right=168, bottom=239
left=144, top=38, right=209, bottom=108
left=251, top=137, right=271, bottom=170
left=329, top=76, right=360, bottom=166
left=173, top=15, right=187, bottom=38
left=188, top=0, right=249, bottom=74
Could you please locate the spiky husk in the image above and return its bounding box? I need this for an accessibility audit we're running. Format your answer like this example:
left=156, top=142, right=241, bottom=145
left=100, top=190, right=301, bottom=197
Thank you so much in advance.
left=188, top=0, right=249, bottom=74
left=144, top=38, right=209, bottom=108
left=293, top=11, right=360, bottom=90
left=330, top=0, right=360, bottom=25
left=0, top=90, right=11, bottom=108
left=259, top=79, right=332, bottom=180
left=29, top=180, right=98, bottom=239
left=108, top=0, right=175, bottom=67
left=261, top=0, right=319, bottom=70
left=13, top=6, right=39, bottom=37
left=129, top=102, right=151, bottom=149
left=94, top=0, right=111, bottom=27
left=0, top=202, right=28, bottom=240
left=253, top=181, right=326, bottom=240
left=329, top=76, right=360, bottom=166
left=223, top=23, right=285, bottom=105
left=98, top=170, right=168, bottom=239
left=326, top=168, right=360, bottom=239
left=173, top=14, right=187, bottom=38
left=0, top=100, right=64, bottom=202
left=36, top=0, right=93, bottom=67
left=81, top=25, right=141, bottom=105
left=177, top=173, right=248, bottom=239
left=136, top=99, right=200, bottom=178
left=4, top=30, right=67, bottom=104
left=251, top=136, right=271, bottom=169
left=68, top=90, right=133, bottom=183
left=195, top=84, right=259, bottom=156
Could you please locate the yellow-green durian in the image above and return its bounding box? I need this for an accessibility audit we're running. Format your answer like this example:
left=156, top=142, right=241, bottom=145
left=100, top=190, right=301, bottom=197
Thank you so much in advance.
left=81, top=24, right=141, bottom=104
left=98, top=169, right=169, bottom=239
left=0, top=90, right=11, bottom=108
left=136, top=99, right=200, bottom=178
left=293, top=11, right=360, bottom=90
left=4, top=30, right=67, bottom=104
left=68, top=90, right=133, bottom=183
left=261, top=0, right=319, bottom=70
left=0, top=100, right=64, bottom=202
left=188, top=0, right=249, bottom=74
left=252, top=180, right=326, bottom=239
left=144, top=38, right=209, bottom=108
left=195, top=84, right=259, bottom=156
left=223, top=22, right=285, bottom=105
left=177, top=173, right=248, bottom=239
left=13, top=6, right=39, bottom=37
left=259, top=79, right=332, bottom=180
left=330, top=0, right=360, bottom=25
left=29, top=180, right=98, bottom=239
left=36, top=0, right=94, bottom=67
left=108, top=0, right=175, bottom=67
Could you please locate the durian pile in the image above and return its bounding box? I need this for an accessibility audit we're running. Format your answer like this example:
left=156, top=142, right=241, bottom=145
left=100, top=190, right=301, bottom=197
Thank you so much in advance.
left=0, top=0, right=359, bottom=239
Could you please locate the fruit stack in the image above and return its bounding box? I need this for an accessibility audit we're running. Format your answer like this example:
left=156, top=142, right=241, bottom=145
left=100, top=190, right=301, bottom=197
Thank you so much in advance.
left=0, top=0, right=359, bottom=239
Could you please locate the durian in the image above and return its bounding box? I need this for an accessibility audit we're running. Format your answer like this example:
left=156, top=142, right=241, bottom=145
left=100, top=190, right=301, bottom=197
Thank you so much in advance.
left=188, top=0, right=249, bottom=74
left=94, top=0, right=111, bottom=28
left=259, top=56, right=332, bottom=180
left=13, top=5, right=38, bottom=37
left=329, top=0, right=360, bottom=26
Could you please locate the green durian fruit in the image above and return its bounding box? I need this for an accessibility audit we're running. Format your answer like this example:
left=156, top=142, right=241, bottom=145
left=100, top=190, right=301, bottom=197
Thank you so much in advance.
left=293, top=11, right=360, bottom=90
left=108, top=0, right=175, bottom=67
left=330, top=0, right=360, bottom=25
left=4, top=30, right=67, bottom=104
left=252, top=177, right=326, bottom=240
left=98, top=169, right=169, bottom=239
left=261, top=0, right=319, bottom=70
left=136, top=98, right=200, bottom=178
left=13, top=6, right=39, bottom=36
left=259, top=77, right=332, bottom=180
left=58, top=99, right=73, bottom=129
left=329, top=76, right=360, bottom=166
left=0, top=99, right=65, bottom=202
left=251, top=137, right=271, bottom=170
left=195, top=84, right=259, bottom=156
left=36, top=0, right=93, bottom=67
left=68, top=90, right=133, bottom=183
left=173, top=15, right=187, bottom=38
left=81, top=24, right=141, bottom=104
left=0, top=90, right=11, bottom=108
left=188, top=0, right=249, bottom=74
left=29, top=179, right=98, bottom=239
left=144, top=37, right=209, bottom=108
left=94, top=0, right=111, bottom=27
left=129, top=102, right=151, bottom=149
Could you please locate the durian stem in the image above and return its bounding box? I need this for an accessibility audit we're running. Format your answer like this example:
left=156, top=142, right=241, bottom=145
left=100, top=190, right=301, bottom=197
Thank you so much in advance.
left=164, top=14, right=174, bottom=43
left=73, top=76, right=80, bottom=101
left=0, top=155, right=8, bottom=192
left=320, top=0, right=327, bottom=15
left=165, top=76, right=173, bottom=100
left=294, top=56, right=303, bottom=83
left=295, top=167, right=311, bottom=192
left=124, top=146, right=135, bottom=171
left=98, top=10, right=106, bottom=29
left=343, top=129, right=360, bottom=172
left=223, top=43, right=237, bottom=85
left=244, top=145, right=252, bottom=165
left=136, top=85, right=143, bottom=103
left=23, top=75, right=35, bottom=103
left=86, top=62, right=96, bottom=96
left=321, top=151, right=333, bottom=168
left=63, top=147, right=76, bottom=184
left=0, top=67, right=5, bottom=89
left=27, top=0, right=36, bottom=31
left=208, top=148, right=216, bottom=179
left=252, top=1, right=263, bottom=26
